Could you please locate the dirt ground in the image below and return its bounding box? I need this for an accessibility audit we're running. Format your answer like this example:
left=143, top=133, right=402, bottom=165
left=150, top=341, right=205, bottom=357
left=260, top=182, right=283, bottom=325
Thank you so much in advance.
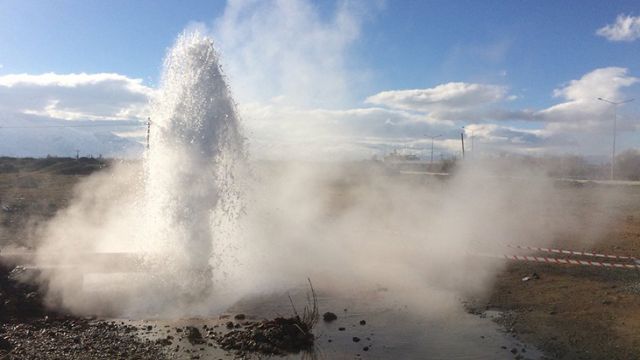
left=474, top=184, right=640, bottom=360
left=3, top=158, right=640, bottom=359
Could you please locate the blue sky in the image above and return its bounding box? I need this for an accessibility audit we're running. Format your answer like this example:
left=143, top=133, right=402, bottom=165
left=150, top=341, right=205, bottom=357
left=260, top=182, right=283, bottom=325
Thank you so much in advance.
left=0, top=0, right=639, bottom=159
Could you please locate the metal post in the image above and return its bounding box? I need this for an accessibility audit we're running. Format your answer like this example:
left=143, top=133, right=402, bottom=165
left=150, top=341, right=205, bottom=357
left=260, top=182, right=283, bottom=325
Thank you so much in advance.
left=612, top=105, right=617, bottom=180
left=146, top=118, right=151, bottom=150
left=597, top=98, right=634, bottom=180
left=471, top=131, right=475, bottom=156
left=431, top=138, right=435, bottom=166
left=461, top=132, right=465, bottom=159
left=425, top=134, right=442, bottom=168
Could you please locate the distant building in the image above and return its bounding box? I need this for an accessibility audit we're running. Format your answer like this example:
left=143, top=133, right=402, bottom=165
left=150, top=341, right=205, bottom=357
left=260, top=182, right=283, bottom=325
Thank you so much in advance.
left=383, top=150, right=420, bottom=163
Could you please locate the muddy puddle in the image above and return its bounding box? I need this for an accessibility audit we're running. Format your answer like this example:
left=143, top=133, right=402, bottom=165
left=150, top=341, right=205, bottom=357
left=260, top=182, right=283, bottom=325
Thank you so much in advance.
left=110, top=289, right=544, bottom=359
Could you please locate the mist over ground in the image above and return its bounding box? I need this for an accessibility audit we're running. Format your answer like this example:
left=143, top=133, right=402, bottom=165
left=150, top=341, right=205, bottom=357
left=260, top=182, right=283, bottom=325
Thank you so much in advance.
left=25, top=156, right=618, bottom=319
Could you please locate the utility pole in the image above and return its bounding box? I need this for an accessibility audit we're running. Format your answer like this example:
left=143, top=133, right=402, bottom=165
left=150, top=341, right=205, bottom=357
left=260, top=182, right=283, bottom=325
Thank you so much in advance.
left=597, top=97, right=634, bottom=180
left=470, top=130, right=475, bottom=157
left=76, top=149, right=79, bottom=160
left=425, top=134, right=442, bottom=168
left=146, top=117, right=152, bottom=150
left=460, top=127, right=465, bottom=160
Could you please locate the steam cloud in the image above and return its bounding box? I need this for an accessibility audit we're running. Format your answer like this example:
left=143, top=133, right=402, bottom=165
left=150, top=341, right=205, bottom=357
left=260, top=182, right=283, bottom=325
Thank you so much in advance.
left=29, top=32, right=615, bottom=319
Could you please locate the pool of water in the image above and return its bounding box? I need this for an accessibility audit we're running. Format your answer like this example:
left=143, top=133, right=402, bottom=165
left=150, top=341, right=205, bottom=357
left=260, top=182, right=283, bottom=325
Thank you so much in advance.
left=116, top=289, right=543, bottom=360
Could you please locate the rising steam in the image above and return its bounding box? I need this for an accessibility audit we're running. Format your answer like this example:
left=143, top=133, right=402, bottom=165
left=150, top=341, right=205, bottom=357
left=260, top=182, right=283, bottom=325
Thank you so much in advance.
left=29, top=32, right=614, bottom=319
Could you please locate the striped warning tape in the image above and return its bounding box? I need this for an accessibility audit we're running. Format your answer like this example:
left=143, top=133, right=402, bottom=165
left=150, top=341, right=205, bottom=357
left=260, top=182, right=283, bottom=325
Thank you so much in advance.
left=476, top=253, right=640, bottom=269
left=507, top=244, right=638, bottom=262
left=503, top=254, right=640, bottom=269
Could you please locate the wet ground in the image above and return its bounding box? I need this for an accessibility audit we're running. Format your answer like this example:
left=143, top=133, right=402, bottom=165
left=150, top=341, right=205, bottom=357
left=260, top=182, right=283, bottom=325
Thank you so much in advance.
left=118, top=290, right=545, bottom=359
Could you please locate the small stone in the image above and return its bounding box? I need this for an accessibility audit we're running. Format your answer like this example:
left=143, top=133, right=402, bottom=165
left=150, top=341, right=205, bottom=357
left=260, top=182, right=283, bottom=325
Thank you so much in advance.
left=359, top=320, right=366, bottom=326
left=352, top=337, right=361, bottom=343
left=323, top=312, right=338, bottom=322
left=338, top=327, right=346, bottom=331
left=363, top=346, right=369, bottom=351
left=234, top=314, right=246, bottom=320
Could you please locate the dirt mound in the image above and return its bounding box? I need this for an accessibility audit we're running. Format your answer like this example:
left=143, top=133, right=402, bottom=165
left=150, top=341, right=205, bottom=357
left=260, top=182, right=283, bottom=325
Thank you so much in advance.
left=217, top=316, right=315, bottom=356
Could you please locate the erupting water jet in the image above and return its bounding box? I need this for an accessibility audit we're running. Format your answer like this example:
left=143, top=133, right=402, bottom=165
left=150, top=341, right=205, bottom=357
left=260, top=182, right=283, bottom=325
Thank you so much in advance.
left=144, top=31, right=244, bottom=302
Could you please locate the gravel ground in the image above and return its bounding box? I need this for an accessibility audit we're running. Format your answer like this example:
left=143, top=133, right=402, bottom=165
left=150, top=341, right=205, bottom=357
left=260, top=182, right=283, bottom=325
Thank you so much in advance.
left=0, top=319, right=167, bottom=360
left=0, top=264, right=168, bottom=360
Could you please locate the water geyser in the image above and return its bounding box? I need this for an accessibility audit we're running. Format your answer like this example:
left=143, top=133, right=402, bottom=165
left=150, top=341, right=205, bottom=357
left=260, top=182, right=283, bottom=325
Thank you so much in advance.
left=144, top=31, right=244, bottom=302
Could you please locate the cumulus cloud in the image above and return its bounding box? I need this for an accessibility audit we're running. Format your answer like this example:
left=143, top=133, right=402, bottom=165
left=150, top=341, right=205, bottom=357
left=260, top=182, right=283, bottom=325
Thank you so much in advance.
left=462, top=123, right=547, bottom=153
left=536, top=67, right=638, bottom=129
left=0, top=73, right=153, bottom=120
left=240, top=102, right=457, bottom=160
left=365, top=83, right=508, bottom=112
left=596, top=14, right=640, bottom=42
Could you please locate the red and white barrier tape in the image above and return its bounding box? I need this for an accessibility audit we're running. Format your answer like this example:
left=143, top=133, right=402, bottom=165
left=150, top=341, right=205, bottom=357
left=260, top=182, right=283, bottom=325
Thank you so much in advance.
left=507, top=244, right=638, bottom=261
left=477, top=253, right=640, bottom=269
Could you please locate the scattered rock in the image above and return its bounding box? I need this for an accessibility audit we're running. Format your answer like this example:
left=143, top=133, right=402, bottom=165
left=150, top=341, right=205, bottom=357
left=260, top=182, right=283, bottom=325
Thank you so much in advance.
left=359, top=320, right=366, bottom=326
left=338, top=327, right=346, bottom=331
left=0, top=336, right=12, bottom=350
left=156, top=337, right=172, bottom=346
left=522, top=273, right=540, bottom=282
left=323, top=312, right=338, bottom=322
left=185, top=326, right=205, bottom=344
left=352, top=337, right=361, bottom=343
left=234, top=314, right=246, bottom=320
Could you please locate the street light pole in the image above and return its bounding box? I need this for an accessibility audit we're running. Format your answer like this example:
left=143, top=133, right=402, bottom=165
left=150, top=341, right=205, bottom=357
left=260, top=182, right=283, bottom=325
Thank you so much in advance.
left=425, top=134, right=442, bottom=168
left=597, top=97, right=634, bottom=180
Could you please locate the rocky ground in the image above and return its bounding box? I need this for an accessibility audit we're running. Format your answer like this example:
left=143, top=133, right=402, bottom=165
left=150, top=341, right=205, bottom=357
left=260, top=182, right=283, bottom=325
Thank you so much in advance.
left=0, top=264, right=322, bottom=359
left=0, top=264, right=168, bottom=360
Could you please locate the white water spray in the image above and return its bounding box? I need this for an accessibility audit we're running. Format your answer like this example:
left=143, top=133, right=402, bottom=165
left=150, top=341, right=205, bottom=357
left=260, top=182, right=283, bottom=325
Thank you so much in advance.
left=143, top=32, right=244, bottom=300
left=33, top=32, right=245, bottom=316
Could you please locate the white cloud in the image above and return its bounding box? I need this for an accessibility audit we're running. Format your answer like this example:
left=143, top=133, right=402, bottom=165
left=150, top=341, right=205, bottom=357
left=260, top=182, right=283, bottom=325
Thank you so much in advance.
left=0, top=73, right=153, bottom=120
left=536, top=67, right=638, bottom=128
left=239, top=102, right=458, bottom=160
left=365, top=83, right=508, bottom=112
left=463, top=123, right=546, bottom=152
left=210, top=0, right=372, bottom=108
left=596, top=14, right=640, bottom=42
left=0, top=112, right=143, bottom=157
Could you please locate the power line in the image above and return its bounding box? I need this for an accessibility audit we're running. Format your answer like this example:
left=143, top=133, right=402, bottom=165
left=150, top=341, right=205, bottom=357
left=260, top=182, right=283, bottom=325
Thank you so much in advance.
left=0, top=123, right=145, bottom=129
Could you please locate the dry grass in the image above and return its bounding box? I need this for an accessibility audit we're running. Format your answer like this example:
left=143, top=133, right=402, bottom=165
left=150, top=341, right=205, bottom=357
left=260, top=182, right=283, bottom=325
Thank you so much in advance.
left=288, top=278, right=319, bottom=332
